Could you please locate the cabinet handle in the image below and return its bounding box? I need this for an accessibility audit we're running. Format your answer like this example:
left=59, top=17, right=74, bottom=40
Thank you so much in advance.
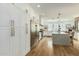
left=10, top=20, right=15, bottom=37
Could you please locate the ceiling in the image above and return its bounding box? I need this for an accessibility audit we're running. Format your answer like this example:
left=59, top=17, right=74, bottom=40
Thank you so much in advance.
left=29, top=3, right=79, bottom=20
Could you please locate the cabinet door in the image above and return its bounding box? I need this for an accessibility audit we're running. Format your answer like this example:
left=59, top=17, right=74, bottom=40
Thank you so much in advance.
left=0, top=28, right=10, bottom=56
left=0, top=6, right=10, bottom=55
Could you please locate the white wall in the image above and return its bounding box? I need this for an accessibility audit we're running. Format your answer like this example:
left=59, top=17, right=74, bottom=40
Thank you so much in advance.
left=0, top=3, right=38, bottom=56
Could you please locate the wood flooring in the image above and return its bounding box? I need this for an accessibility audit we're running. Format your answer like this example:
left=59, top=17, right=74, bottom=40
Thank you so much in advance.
left=26, top=37, right=79, bottom=56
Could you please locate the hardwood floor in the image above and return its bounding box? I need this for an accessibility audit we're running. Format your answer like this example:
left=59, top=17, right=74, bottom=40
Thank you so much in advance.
left=26, top=37, right=79, bottom=56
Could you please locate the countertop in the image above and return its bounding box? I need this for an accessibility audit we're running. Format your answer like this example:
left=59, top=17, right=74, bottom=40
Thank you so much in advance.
left=52, top=32, right=68, bottom=34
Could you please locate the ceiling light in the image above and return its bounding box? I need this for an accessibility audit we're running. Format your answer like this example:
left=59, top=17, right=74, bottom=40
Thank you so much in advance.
left=37, top=4, right=40, bottom=8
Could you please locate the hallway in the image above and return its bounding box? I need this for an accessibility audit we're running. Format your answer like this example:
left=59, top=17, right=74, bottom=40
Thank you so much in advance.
left=27, top=37, right=79, bottom=56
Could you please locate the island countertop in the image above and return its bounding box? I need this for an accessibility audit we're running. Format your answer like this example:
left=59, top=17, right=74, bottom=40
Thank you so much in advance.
left=52, top=31, right=68, bottom=34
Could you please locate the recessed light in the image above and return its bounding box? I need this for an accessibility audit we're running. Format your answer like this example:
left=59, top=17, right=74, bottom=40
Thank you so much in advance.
left=37, top=4, right=40, bottom=8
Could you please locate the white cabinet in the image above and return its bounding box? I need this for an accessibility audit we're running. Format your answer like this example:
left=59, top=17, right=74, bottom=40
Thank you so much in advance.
left=0, top=4, right=26, bottom=56
left=0, top=3, right=32, bottom=56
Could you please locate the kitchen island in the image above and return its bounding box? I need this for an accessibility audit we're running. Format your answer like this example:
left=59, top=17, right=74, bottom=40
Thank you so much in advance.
left=52, top=32, right=71, bottom=45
